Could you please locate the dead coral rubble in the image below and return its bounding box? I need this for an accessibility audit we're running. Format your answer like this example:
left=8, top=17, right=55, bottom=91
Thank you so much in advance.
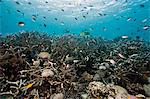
left=0, top=31, right=150, bottom=98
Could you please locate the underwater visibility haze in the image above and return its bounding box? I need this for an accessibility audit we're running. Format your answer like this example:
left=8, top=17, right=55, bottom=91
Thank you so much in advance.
left=0, top=0, right=150, bottom=98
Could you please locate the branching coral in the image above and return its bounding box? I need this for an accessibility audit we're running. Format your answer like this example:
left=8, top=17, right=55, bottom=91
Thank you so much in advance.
left=0, top=31, right=150, bottom=98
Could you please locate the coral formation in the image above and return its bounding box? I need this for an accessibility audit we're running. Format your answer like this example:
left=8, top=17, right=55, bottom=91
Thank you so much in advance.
left=0, top=31, right=150, bottom=98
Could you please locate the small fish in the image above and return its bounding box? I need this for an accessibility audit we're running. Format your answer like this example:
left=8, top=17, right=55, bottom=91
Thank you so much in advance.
left=88, top=5, right=93, bottom=7
left=43, top=16, right=46, bottom=19
left=136, top=36, right=140, bottom=39
left=60, top=22, right=64, bottom=25
left=121, top=35, right=128, bottom=39
left=133, top=19, right=136, bottom=21
left=54, top=18, right=58, bottom=20
left=103, top=13, right=107, bottom=16
left=89, top=27, right=94, bottom=31
left=17, top=10, right=21, bottom=12
left=84, top=7, right=87, bottom=9
left=143, top=26, right=149, bottom=30
left=75, top=17, right=78, bottom=20
left=140, top=4, right=144, bottom=7
left=127, top=17, right=132, bottom=21
left=18, top=22, right=25, bottom=27
left=15, top=1, right=20, bottom=5
left=103, top=27, right=107, bottom=31
left=80, top=32, right=90, bottom=37
left=65, top=29, right=70, bottom=33
left=44, top=24, right=47, bottom=27
left=28, top=2, right=32, bottom=5
left=23, top=83, right=33, bottom=89
left=61, top=9, right=64, bottom=12
left=17, top=10, right=24, bottom=16
left=32, top=15, right=37, bottom=22
left=83, top=15, right=86, bottom=19
left=32, top=17, right=36, bottom=22
left=98, top=13, right=103, bottom=16
left=142, top=19, right=147, bottom=23
left=45, top=1, right=48, bottom=3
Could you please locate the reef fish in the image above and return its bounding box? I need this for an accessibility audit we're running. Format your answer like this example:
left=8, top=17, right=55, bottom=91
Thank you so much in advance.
left=80, top=32, right=90, bottom=37
left=143, top=26, right=149, bottom=30
left=18, top=22, right=25, bottom=27
left=122, top=35, right=128, bottom=39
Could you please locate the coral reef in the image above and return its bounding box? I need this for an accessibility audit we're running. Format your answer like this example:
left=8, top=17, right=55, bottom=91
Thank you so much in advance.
left=0, top=31, right=150, bottom=98
left=87, top=81, right=129, bottom=99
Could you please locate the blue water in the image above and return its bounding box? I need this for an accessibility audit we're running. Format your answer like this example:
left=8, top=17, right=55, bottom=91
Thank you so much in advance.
left=0, top=0, right=150, bottom=40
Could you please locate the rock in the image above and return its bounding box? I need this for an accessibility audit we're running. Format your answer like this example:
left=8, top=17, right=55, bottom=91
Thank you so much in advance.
left=81, top=93, right=88, bottom=99
left=50, top=93, right=64, bottom=99
left=106, top=59, right=116, bottom=65
left=99, top=66, right=106, bottom=70
left=136, top=94, right=145, bottom=99
left=65, top=54, right=74, bottom=62
left=107, top=85, right=128, bottom=99
left=115, top=92, right=128, bottom=99
left=144, top=84, right=150, bottom=96
left=93, top=74, right=101, bottom=81
left=88, top=81, right=129, bottom=99
left=94, top=70, right=107, bottom=79
left=100, top=62, right=110, bottom=68
left=38, top=52, right=50, bottom=60
left=128, top=95, right=137, bottom=99
left=148, top=77, right=150, bottom=83
left=43, top=61, right=49, bottom=66
left=108, top=96, right=115, bottom=99
left=114, top=85, right=128, bottom=95
left=88, top=81, right=107, bottom=97
left=83, top=72, right=93, bottom=81
left=73, top=60, right=79, bottom=63
left=114, top=86, right=128, bottom=99
left=41, top=69, right=54, bottom=77
left=33, top=60, right=40, bottom=66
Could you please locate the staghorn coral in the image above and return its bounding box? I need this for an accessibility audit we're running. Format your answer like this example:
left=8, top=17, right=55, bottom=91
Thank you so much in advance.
left=0, top=31, right=150, bottom=98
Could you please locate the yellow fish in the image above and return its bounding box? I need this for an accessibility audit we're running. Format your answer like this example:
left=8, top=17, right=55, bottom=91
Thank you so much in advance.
left=24, top=83, right=33, bottom=89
